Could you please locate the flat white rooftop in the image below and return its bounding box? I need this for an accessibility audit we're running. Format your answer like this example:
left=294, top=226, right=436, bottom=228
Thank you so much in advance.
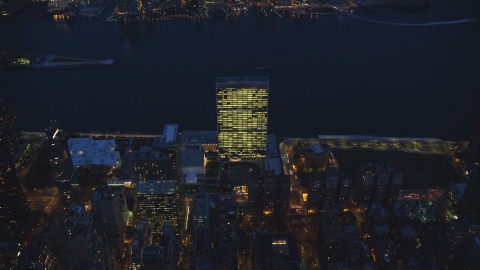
left=68, top=136, right=120, bottom=168
left=153, top=124, right=178, bottom=148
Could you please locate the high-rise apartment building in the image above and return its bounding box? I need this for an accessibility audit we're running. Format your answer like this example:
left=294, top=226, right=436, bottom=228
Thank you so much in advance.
left=216, top=77, right=269, bottom=160
left=0, top=98, right=30, bottom=242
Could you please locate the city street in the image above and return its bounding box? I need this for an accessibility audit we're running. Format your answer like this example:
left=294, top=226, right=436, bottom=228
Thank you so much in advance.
left=290, top=223, right=320, bottom=270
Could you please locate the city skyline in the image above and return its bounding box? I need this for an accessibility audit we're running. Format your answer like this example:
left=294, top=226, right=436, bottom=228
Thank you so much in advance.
left=1, top=90, right=480, bottom=269
left=2, top=0, right=479, bottom=141
left=1, top=0, right=479, bottom=268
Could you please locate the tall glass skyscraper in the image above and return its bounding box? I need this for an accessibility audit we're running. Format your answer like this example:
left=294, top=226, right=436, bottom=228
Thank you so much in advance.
left=216, top=77, right=269, bottom=160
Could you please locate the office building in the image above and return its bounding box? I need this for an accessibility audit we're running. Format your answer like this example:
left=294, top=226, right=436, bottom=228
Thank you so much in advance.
left=374, top=161, right=392, bottom=204
left=305, top=144, right=329, bottom=170
left=211, top=199, right=237, bottom=269
left=247, top=174, right=263, bottom=214
left=446, top=183, right=467, bottom=217
left=136, top=178, right=178, bottom=241
left=45, top=121, right=80, bottom=210
left=0, top=98, right=23, bottom=157
left=263, top=170, right=277, bottom=213
left=152, top=124, right=178, bottom=164
left=324, top=166, right=338, bottom=206
left=264, top=156, right=281, bottom=213
left=191, top=226, right=211, bottom=269
left=132, top=148, right=175, bottom=181
left=466, top=113, right=480, bottom=167
left=130, top=124, right=182, bottom=239
left=279, top=175, right=290, bottom=212
left=180, top=130, right=217, bottom=152
left=64, top=206, right=118, bottom=270
left=460, top=163, right=480, bottom=217
left=91, top=186, right=127, bottom=261
left=255, top=233, right=300, bottom=270
left=152, top=125, right=181, bottom=232
left=319, top=202, right=341, bottom=264
left=356, top=163, right=376, bottom=208
left=216, top=77, right=269, bottom=160
left=0, top=98, right=30, bottom=242
left=179, top=148, right=204, bottom=184
left=336, top=226, right=375, bottom=270
left=159, top=222, right=179, bottom=270
left=437, top=215, right=480, bottom=269
left=463, top=237, right=480, bottom=270
left=264, top=134, right=282, bottom=213
left=307, top=176, right=322, bottom=214
left=19, top=244, right=61, bottom=270
left=141, top=244, right=164, bottom=269
left=338, top=173, right=353, bottom=210
left=130, top=220, right=152, bottom=270
left=389, top=170, right=403, bottom=203
left=461, top=115, right=480, bottom=217
left=192, top=187, right=210, bottom=228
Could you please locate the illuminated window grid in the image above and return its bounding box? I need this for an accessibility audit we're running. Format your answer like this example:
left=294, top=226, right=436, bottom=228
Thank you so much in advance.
left=217, top=86, right=268, bottom=159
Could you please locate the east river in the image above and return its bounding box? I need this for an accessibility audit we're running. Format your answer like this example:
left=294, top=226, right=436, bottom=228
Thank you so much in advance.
left=1, top=0, right=479, bottom=140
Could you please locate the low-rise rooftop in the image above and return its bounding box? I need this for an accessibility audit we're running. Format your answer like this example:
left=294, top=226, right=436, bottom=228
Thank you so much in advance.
left=68, top=137, right=120, bottom=168
left=152, top=124, right=178, bottom=148
left=181, top=131, right=218, bottom=146
left=265, top=158, right=282, bottom=175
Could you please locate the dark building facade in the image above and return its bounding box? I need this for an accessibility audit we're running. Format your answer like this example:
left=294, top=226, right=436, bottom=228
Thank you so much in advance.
left=461, top=114, right=480, bottom=218
left=466, top=113, right=480, bottom=167
left=437, top=215, right=480, bottom=269
left=460, top=164, right=480, bottom=217
left=0, top=98, right=30, bottom=242
left=44, top=121, right=80, bottom=211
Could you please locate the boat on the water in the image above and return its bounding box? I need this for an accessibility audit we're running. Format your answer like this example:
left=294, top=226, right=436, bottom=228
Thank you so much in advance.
left=27, top=55, right=114, bottom=69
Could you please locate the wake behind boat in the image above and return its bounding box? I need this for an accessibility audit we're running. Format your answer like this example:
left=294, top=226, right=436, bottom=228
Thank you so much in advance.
left=349, top=15, right=478, bottom=27
left=27, top=55, right=114, bottom=69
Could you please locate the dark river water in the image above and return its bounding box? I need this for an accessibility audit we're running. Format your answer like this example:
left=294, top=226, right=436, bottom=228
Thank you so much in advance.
left=1, top=0, right=479, bottom=140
